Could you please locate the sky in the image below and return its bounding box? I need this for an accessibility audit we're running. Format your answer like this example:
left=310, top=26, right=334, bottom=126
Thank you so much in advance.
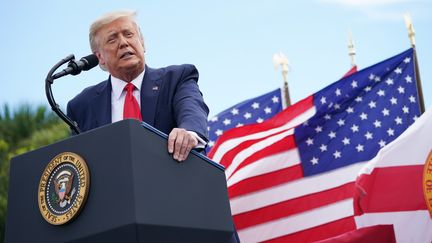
left=0, top=0, right=431, bottom=117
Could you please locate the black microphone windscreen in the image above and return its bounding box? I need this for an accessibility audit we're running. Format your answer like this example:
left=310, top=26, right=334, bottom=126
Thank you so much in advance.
left=81, top=54, right=99, bottom=71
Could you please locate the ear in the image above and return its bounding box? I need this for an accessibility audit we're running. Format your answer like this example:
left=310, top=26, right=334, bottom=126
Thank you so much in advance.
left=95, top=51, right=105, bottom=66
left=139, top=34, right=145, bottom=52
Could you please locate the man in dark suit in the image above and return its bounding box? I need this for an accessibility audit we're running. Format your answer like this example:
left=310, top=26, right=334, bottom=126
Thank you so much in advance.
left=67, top=10, right=209, bottom=162
left=67, top=10, right=240, bottom=242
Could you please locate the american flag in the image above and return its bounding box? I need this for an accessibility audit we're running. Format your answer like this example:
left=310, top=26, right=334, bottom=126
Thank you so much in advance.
left=207, top=88, right=284, bottom=153
left=208, top=48, right=421, bottom=242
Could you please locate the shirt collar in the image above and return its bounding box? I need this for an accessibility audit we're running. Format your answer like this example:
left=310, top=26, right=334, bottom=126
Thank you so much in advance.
left=111, top=68, right=146, bottom=100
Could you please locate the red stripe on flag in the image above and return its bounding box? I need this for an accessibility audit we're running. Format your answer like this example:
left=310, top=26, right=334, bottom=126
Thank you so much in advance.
left=227, top=135, right=297, bottom=179
left=233, top=182, right=355, bottom=230
left=355, top=165, right=426, bottom=215
left=208, top=96, right=314, bottom=158
left=228, top=164, right=304, bottom=199
left=262, top=216, right=356, bottom=243
left=218, top=136, right=269, bottom=168
left=219, top=129, right=292, bottom=170
left=341, top=65, right=358, bottom=78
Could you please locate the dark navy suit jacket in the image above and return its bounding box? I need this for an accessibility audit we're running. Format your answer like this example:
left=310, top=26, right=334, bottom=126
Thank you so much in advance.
left=67, top=64, right=209, bottom=140
left=67, top=64, right=240, bottom=242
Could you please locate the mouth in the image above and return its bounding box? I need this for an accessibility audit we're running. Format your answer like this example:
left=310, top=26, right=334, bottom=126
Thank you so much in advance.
left=120, top=51, right=134, bottom=59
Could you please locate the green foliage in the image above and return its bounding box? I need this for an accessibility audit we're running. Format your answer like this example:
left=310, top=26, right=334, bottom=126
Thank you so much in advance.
left=0, top=157, right=9, bottom=243
left=0, top=104, right=60, bottom=150
left=0, top=104, right=69, bottom=242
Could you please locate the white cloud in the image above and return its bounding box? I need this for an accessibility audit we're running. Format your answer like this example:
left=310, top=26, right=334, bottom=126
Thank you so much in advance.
left=363, top=9, right=405, bottom=21
left=317, top=0, right=418, bottom=22
left=318, top=0, right=409, bottom=7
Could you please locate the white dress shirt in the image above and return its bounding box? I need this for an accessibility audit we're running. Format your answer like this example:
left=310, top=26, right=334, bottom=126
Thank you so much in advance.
left=110, top=69, right=206, bottom=148
left=111, top=70, right=145, bottom=123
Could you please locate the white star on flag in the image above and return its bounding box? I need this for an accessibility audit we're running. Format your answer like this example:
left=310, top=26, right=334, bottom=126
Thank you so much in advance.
left=223, top=118, right=231, bottom=125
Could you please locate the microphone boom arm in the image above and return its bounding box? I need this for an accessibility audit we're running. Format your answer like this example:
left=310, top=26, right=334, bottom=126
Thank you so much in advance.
left=45, top=54, right=81, bottom=134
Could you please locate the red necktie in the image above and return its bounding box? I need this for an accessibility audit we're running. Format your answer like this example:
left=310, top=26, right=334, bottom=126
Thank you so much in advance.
left=123, top=83, right=142, bottom=121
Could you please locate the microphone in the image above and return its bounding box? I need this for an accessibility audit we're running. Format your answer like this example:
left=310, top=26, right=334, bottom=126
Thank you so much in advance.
left=52, top=54, right=99, bottom=79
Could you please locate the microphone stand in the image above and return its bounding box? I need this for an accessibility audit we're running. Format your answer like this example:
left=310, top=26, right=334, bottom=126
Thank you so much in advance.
left=45, top=54, right=81, bottom=134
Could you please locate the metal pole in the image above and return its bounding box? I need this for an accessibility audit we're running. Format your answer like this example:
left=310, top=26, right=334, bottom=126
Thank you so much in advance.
left=404, top=13, right=425, bottom=114
left=348, top=29, right=356, bottom=67
left=273, top=52, right=291, bottom=107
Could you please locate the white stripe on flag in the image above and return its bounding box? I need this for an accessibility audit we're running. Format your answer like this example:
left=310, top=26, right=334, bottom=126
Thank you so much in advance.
left=227, top=149, right=300, bottom=187
left=225, top=128, right=295, bottom=178
left=238, top=198, right=354, bottom=242
left=212, top=106, right=316, bottom=162
left=230, top=162, right=366, bottom=215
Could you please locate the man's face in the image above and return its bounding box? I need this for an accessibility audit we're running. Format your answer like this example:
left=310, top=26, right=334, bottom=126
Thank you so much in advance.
left=94, top=17, right=145, bottom=79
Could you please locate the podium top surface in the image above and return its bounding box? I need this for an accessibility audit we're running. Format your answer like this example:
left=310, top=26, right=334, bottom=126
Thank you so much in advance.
left=137, top=120, right=225, bottom=171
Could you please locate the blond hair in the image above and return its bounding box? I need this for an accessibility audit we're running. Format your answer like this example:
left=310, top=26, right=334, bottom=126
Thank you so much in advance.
left=89, top=10, right=142, bottom=52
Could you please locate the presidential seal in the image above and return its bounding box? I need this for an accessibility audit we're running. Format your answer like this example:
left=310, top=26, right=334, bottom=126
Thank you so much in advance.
left=38, top=152, right=90, bottom=225
left=423, top=150, right=432, bottom=218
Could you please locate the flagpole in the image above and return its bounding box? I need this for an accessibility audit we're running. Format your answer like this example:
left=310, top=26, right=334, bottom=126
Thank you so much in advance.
left=273, top=52, right=291, bottom=107
left=348, top=29, right=356, bottom=67
left=404, top=13, right=425, bottom=113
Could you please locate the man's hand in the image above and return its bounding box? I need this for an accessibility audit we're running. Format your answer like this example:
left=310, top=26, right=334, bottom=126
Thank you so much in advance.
left=168, top=128, right=198, bottom=162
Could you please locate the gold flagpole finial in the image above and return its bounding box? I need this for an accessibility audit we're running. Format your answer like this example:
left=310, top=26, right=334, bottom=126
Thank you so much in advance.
left=404, top=12, right=416, bottom=47
left=348, top=29, right=356, bottom=67
left=273, top=52, right=291, bottom=107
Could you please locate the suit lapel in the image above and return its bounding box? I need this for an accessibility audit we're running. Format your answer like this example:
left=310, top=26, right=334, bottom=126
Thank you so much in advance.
left=140, top=66, right=161, bottom=126
left=88, top=69, right=160, bottom=128
left=91, top=78, right=112, bottom=127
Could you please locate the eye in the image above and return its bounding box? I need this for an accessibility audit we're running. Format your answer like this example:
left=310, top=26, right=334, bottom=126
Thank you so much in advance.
left=106, top=34, right=117, bottom=44
left=107, top=38, right=116, bottom=44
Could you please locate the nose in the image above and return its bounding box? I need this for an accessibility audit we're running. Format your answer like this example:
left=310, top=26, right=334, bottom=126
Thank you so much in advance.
left=118, top=35, right=129, bottom=48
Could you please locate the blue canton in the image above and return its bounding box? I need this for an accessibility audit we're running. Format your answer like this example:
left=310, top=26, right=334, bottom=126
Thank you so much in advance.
left=295, top=49, right=421, bottom=176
